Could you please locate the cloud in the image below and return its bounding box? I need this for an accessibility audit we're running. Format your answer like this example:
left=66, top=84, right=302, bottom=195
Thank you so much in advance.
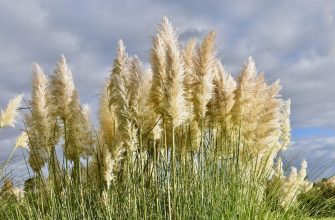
left=0, top=0, right=335, bottom=181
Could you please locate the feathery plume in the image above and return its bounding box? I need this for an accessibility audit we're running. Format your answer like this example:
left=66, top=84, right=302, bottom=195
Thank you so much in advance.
left=0, top=94, right=23, bottom=128
left=98, top=78, right=127, bottom=186
left=207, top=60, right=236, bottom=127
left=299, top=159, right=313, bottom=192
left=251, top=78, right=282, bottom=155
left=228, top=57, right=287, bottom=183
left=26, top=63, right=58, bottom=173
left=99, top=81, right=126, bottom=174
left=164, top=21, right=187, bottom=127
left=99, top=82, right=118, bottom=150
left=231, top=57, right=282, bottom=159
left=183, top=38, right=197, bottom=98
left=15, top=132, right=29, bottom=149
left=182, top=39, right=197, bottom=121
left=231, top=56, right=257, bottom=127
left=128, top=56, right=142, bottom=126
left=103, top=151, right=115, bottom=189
left=50, top=55, right=75, bottom=119
left=150, top=34, right=167, bottom=117
left=108, top=40, right=138, bottom=154
left=298, top=159, right=307, bottom=181
left=191, top=32, right=216, bottom=123
left=136, top=68, right=162, bottom=141
left=280, top=99, right=291, bottom=150
left=273, top=157, right=284, bottom=178
left=65, top=90, right=93, bottom=160
left=273, top=159, right=312, bottom=208
left=89, top=138, right=116, bottom=189
left=149, top=17, right=187, bottom=128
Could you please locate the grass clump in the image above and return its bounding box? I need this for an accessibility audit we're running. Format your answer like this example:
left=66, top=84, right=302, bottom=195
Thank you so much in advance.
left=0, top=17, right=315, bottom=219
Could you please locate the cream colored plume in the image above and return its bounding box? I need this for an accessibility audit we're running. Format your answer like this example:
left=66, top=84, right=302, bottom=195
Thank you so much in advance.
left=99, top=82, right=118, bottom=150
left=231, top=56, right=257, bottom=127
left=103, top=151, right=115, bottom=189
left=231, top=57, right=283, bottom=161
left=271, top=159, right=312, bottom=208
left=99, top=81, right=127, bottom=172
left=183, top=38, right=197, bottom=98
left=65, top=90, right=93, bottom=160
left=163, top=20, right=187, bottom=127
left=108, top=40, right=129, bottom=113
left=128, top=56, right=142, bottom=126
left=108, top=40, right=138, bottom=154
left=89, top=141, right=116, bottom=189
left=98, top=80, right=126, bottom=185
left=280, top=99, right=291, bottom=150
left=50, top=55, right=75, bottom=119
left=150, top=33, right=167, bottom=117
left=135, top=66, right=162, bottom=140
left=15, top=131, right=28, bottom=148
left=139, top=74, right=163, bottom=142
left=149, top=17, right=187, bottom=128
left=207, top=60, right=236, bottom=127
left=191, top=31, right=216, bottom=123
left=182, top=39, right=197, bottom=120
left=251, top=78, right=282, bottom=154
left=273, top=157, right=284, bottom=179
left=30, top=63, right=58, bottom=144
left=0, top=94, right=23, bottom=128
left=26, top=63, right=58, bottom=172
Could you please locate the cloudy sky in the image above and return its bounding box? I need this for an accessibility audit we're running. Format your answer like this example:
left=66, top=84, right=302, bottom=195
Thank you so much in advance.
left=1, top=0, right=335, bottom=181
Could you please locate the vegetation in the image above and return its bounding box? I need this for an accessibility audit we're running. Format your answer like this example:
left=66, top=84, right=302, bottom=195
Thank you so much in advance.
left=299, top=177, right=335, bottom=218
left=0, top=17, right=328, bottom=219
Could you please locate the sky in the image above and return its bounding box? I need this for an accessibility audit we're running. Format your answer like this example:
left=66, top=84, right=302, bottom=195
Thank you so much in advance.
left=0, top=0, right=335, bottom=181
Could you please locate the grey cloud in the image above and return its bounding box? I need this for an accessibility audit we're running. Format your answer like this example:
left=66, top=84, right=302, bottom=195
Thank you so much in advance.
left=1, top=0, right=335, bottom=180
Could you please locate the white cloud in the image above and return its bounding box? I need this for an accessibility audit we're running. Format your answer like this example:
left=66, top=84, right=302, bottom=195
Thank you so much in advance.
left=0, top=0, right=335, bottom=182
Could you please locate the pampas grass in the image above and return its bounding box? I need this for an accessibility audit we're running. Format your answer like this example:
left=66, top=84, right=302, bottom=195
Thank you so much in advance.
left=280, top=99, right=291, bottom=150
left=50, top=55, right=75, bottom=120
left=191, top=32, right=216, bottom=124
left=26, top=63, right=58, bottom=173
left=149, top=17, right=187, bottom=128
left=108, top=40, right=138, bottom=155
left=0, top=17, right=316, bottom=220
left=271, top=159, right=313, bottom=208
left=207, top=60, right=236, bottom=130
left=65, top=90, right=93, bottom=161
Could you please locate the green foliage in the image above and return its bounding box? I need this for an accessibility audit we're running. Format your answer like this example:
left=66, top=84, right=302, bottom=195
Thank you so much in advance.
left=299, top=179, right=335, bottom=218
left=0, top=145, right=305, bottom=220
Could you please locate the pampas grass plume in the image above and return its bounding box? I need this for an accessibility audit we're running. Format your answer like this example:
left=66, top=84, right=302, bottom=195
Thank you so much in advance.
left=281, top=99, right=291, bottom=150
left=192, top=31, right=216, bottom=123
left=0, top=94, right=23, bottom=128
left=15, top=131, right=29, bottom=149
left=50, top=55, right=75, bottom=119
